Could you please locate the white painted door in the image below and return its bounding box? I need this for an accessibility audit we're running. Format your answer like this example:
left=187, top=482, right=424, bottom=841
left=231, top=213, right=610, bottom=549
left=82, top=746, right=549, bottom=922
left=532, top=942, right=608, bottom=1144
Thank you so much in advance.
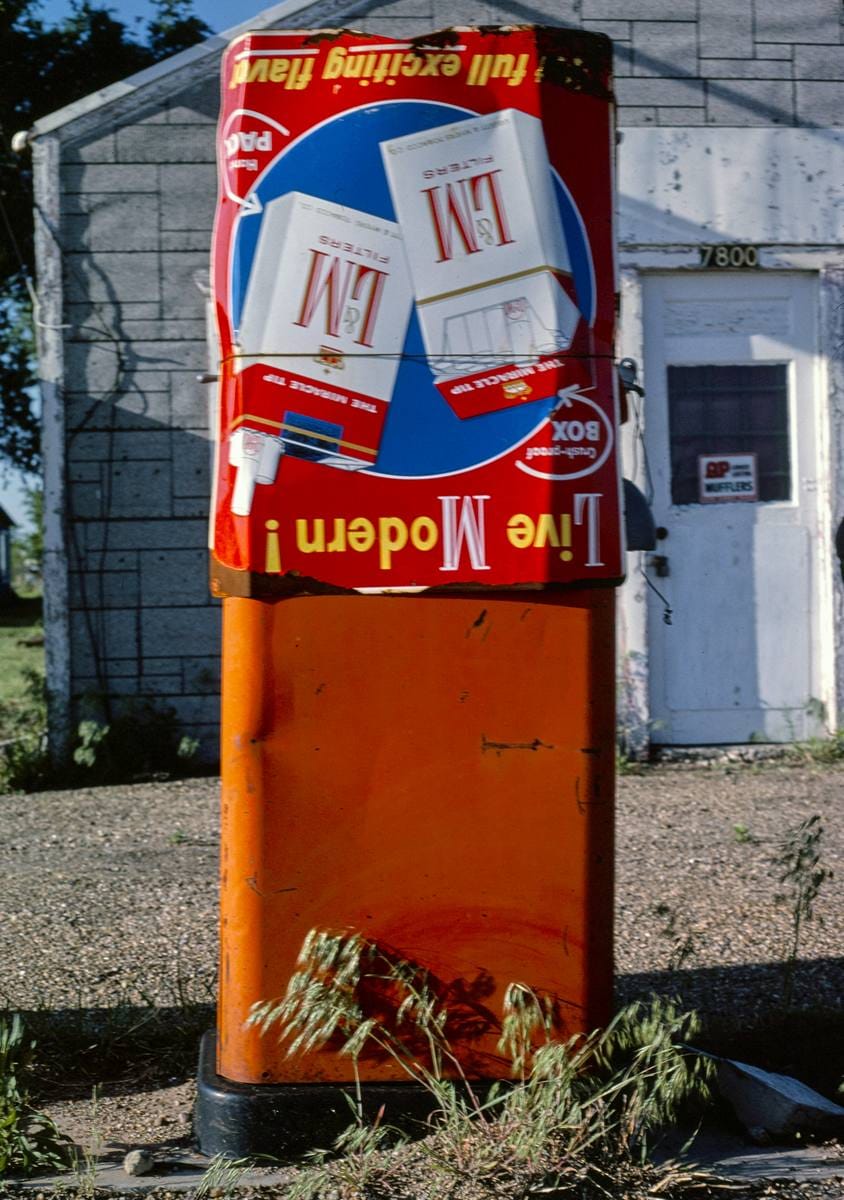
left=643, top=272, right=827, bottom=745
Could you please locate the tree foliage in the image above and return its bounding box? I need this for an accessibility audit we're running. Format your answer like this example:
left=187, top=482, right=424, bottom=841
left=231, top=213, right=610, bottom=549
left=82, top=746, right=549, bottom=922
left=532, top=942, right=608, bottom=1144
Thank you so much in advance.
left=0, top=0, right=211, bottom=475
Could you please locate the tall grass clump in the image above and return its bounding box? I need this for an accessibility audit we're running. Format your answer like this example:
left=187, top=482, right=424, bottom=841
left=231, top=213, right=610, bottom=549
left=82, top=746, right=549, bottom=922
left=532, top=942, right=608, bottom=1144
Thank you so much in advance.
left=771, top=813, right=834, bottom=1009
left=248, top=929, right=715, bottom=1200
left=0, top=1014, right=71, bottom=1178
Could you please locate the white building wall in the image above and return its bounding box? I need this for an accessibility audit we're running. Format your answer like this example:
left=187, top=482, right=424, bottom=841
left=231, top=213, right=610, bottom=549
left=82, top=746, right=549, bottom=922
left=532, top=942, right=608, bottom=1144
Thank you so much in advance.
left=616, top=129, right=844, bottom=749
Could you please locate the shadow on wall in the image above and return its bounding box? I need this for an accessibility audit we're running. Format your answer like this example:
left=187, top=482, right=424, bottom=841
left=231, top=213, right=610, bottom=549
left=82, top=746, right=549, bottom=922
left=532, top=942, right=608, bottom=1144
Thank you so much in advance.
left=31, top=66, right=222, bottom=764
left=349, top=0, right=832, bottom=132
left=56, top=75, right=221, bottom=763
left=65, top=399, right=221, bottom=764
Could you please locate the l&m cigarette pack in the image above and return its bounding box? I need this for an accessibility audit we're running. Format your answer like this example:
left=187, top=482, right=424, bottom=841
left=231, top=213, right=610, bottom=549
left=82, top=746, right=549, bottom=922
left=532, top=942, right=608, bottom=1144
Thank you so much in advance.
left=232, top=192, right=413, bottom=487
left=381, top=109, right=583, bottom=419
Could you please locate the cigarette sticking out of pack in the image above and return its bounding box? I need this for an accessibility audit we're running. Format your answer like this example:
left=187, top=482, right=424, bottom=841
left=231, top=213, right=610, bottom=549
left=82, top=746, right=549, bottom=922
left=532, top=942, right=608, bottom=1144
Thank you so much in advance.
left=381, top=109, right=581, bottom=418
left=228, top=426, right=284, bottom=516
left=233, top=192, right=413, bottom=469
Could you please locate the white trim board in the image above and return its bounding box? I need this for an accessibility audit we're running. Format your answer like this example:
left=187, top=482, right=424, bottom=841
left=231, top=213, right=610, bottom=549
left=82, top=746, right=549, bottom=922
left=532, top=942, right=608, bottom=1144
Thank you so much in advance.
left=618, top=127, right=844, bottom=249
left=32, top=135, right=72, bottom=759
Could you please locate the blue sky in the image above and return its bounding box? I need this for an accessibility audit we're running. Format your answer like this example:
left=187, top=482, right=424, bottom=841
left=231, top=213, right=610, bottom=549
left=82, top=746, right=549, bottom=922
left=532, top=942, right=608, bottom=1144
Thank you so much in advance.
left=37, top=0, right=263, bottom=36
left=1, top=472, right=34, bottom=530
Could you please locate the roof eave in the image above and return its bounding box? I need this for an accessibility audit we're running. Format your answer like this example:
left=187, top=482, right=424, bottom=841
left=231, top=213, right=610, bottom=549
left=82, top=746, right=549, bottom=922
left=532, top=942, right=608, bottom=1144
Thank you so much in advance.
left=28, top=0, right=356, bottom=140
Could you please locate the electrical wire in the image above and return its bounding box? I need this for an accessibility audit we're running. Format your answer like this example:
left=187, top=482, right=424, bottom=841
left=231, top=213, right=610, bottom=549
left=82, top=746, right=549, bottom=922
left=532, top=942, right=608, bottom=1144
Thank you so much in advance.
left=639, top=564, right=672, bottom=626
left=0, top=190, right=70, bottom=329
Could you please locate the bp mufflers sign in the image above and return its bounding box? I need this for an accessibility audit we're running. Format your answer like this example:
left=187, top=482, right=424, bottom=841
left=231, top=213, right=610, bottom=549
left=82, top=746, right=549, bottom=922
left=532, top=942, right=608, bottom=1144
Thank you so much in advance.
left=210, top=26, right=622, bottom=592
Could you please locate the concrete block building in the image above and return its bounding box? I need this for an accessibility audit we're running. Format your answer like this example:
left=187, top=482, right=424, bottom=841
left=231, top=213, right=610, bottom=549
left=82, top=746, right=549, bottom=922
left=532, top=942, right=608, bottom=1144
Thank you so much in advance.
left=26, top=0, right=844, bottom=758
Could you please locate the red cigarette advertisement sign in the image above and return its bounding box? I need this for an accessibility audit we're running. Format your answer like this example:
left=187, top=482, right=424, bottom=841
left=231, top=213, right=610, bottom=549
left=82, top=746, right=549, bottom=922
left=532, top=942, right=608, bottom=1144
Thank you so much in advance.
left=210, top=25, right=622, bottom=593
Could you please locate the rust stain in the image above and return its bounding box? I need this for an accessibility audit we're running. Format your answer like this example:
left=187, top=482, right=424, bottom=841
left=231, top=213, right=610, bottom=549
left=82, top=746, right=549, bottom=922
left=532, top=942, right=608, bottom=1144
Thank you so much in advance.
left=536, top=27, right=613, bottom=100
left=481, top=734, right=554, bottom=755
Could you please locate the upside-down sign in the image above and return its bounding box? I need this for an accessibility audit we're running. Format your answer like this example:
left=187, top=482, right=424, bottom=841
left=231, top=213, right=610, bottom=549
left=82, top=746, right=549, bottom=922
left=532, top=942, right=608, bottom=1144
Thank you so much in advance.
left=210, top=25, right=623, bottom=593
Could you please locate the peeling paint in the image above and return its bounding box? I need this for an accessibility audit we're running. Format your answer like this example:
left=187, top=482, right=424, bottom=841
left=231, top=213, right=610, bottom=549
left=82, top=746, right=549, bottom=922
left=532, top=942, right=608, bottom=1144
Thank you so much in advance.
left=408, top=27, right=463, bottom=53
left=619, top=128, right=844, bottom=248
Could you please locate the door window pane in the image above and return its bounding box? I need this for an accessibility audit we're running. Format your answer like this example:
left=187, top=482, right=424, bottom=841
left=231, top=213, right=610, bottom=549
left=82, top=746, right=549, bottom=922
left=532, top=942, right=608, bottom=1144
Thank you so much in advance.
left=667, top=364, right=790, bottom=505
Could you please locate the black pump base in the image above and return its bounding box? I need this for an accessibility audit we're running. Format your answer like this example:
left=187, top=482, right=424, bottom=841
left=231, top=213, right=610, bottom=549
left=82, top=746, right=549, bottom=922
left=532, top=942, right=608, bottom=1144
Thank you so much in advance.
left=195, top=1031, right=441, bottom=1159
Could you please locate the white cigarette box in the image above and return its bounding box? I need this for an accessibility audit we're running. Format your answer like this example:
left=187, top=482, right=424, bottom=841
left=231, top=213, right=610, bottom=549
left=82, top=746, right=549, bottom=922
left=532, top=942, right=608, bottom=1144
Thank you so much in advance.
left=381, top=110, right=581, bottom=412
left=235, top=192, right=413, bottom=466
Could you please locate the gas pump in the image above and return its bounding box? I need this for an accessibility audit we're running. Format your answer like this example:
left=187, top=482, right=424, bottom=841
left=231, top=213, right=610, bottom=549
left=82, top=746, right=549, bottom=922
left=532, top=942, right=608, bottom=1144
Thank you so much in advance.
left=198, top=25, right=626, bottom=1156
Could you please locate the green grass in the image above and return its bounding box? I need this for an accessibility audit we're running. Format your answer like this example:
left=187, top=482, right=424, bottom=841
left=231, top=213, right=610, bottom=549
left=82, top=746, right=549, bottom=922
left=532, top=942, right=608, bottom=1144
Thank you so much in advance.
left=0, top=596, right=43, bottom=719
left=0, top=597, right=47, bottom=792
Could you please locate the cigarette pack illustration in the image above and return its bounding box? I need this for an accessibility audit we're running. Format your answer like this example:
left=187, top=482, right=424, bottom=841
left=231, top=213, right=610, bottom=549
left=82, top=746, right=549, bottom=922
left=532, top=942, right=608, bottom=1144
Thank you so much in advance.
left=381, top=109, right=582, bottom=419
left=233, top=192, right=413, bottom=473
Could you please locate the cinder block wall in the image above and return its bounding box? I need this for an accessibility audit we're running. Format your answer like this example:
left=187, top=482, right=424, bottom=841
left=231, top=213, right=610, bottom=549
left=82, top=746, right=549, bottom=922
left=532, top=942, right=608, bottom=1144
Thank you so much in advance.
left=53, top=0, right=844, bottom=759
left=59, top=72, right=221, bottom=757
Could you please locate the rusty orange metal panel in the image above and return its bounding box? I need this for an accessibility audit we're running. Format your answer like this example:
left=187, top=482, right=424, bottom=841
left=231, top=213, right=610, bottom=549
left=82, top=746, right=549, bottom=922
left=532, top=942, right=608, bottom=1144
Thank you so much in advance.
left=218, top=591, right=615, bottom=1084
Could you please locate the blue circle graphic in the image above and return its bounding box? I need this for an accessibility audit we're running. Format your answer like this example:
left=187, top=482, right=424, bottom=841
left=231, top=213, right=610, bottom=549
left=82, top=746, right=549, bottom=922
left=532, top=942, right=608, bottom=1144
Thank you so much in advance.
left=231, top=102, right=594, bottom=477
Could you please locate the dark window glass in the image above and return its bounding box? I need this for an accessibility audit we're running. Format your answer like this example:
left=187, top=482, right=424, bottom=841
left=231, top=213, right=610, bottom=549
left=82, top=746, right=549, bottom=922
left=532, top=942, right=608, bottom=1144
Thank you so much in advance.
left=667, top=364, right=790, bottom=505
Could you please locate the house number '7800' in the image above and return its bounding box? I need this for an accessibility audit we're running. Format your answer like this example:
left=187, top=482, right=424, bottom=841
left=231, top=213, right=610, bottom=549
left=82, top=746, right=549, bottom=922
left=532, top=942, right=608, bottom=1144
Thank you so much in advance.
left=700, top=244, right=760, bottom=268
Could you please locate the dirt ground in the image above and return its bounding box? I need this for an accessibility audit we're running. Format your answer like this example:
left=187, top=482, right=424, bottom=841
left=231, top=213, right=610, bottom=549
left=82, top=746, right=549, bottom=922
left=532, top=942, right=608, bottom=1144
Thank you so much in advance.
left=0, top=759, right=842, bottom=1195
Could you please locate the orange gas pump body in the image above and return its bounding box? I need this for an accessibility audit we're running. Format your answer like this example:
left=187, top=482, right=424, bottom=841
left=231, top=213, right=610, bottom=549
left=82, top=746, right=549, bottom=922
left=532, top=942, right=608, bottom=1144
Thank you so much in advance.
left=218, top=590, right=615, bottom=1084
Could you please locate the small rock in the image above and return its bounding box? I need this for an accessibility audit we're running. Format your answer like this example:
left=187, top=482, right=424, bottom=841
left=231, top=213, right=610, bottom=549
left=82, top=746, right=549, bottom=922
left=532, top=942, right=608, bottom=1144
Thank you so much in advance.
left=123, top=1148, right=155, bottom=1176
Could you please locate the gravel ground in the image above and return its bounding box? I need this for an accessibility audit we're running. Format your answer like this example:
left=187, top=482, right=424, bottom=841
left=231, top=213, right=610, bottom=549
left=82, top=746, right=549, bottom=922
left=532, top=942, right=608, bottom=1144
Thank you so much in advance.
left=0, top=776, right=219, bottom=1014
left=616, top=761, right=843, bottom=1011
left=0, top=760, right=842, bottom=1196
